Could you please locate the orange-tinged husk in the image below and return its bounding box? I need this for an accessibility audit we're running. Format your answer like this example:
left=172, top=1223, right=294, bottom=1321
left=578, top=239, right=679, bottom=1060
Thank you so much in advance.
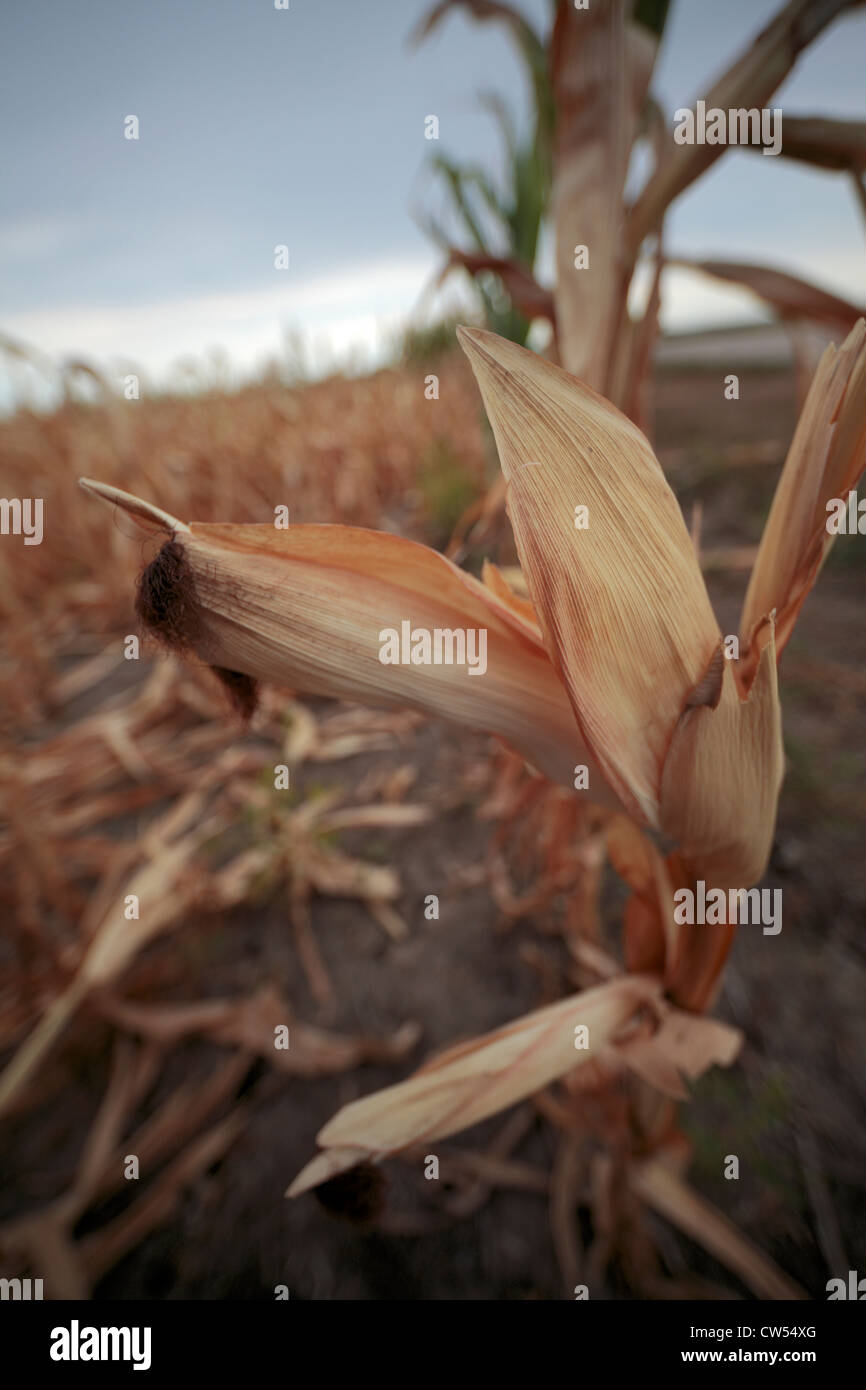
left=607, top=815, right=685, bottom=982
left=660, top=626, right=784, bottom=893
left=288, top=975, right=743, bottom=1195
left=457, top=327, right=721, bottom=827
left=740, top=318, right=866, bottom=672
left=79, top=479, right=607, bottom=797
left=288, top=975, right=658, bottom=1194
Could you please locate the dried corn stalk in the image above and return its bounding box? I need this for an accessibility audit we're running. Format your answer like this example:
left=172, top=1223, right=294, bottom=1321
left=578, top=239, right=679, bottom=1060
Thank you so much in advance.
left=80, top=314, right=866, bottom=1239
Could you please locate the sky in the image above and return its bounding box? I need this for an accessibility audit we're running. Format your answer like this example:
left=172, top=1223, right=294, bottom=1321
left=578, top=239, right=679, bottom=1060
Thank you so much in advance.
left=1, top=0, right=865, bottom=404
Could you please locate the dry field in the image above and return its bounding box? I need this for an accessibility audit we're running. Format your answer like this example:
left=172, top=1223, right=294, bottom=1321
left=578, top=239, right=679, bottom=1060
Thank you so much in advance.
left=0, top=344, right=863, bottom=1299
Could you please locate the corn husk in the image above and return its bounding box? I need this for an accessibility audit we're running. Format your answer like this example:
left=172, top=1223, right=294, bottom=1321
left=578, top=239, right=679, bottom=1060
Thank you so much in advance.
left=79, top=478, right=609, bottom=799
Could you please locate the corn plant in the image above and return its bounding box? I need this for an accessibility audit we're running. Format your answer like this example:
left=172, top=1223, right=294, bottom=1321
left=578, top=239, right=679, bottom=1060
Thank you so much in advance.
left=412, top=0, right=556, bottom=345
left=422, top=0, right=865, bottom=427
left=71, top=0, right=866, bottom=1295
left=79, top=300, right=865, bottom=1292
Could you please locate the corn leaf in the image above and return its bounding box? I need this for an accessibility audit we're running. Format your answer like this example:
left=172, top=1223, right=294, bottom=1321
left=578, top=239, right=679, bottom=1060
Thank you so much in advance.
left=743, top=113, right=866, bottom=171
left=457, top=327, right=720, bottom=827
left=740, top=318, right=866, bottom=663
left=670, top=257, right=865, bottom=332
left=441, top=249, right=555, bottom=323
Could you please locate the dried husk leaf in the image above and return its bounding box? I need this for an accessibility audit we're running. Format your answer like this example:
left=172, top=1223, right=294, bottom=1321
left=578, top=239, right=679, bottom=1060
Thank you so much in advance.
left=617, top=1008, right=742, bottom=1100
left=289, top=976, right=659, bottom=1195
left=289, top=976, right=746, bottom=1196
left=457, top=328, right=720, bottom=826
left=660, top=629, right=784, bottom=893
left=740, top=318, right=866, bottom=666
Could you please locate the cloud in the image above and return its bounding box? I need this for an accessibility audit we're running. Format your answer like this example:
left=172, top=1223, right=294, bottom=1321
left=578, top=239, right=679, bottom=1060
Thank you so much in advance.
left=2, top=245, right=862, bottom=410
left=0, top=255, right=447, bottom=385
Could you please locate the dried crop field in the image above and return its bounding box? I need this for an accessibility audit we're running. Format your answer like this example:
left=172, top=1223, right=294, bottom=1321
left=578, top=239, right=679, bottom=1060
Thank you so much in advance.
left=1, top=345, right=863, bottom=1300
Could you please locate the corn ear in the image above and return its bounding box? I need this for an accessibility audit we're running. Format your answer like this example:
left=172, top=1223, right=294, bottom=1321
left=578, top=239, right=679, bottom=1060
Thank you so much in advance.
left=79, top=479, right=607, bottom=797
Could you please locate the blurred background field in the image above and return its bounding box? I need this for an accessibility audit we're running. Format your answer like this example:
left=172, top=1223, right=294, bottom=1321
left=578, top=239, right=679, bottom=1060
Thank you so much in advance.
left=1, top=329, right=864, bottom=1299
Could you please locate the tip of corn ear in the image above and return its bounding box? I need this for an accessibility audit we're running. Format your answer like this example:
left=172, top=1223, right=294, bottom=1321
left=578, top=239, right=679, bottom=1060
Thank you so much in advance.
left=78, top=478, right=190, bottom=536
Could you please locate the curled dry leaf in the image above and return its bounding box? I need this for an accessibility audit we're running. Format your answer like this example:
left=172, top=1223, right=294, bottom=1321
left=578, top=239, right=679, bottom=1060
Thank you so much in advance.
left=616, top=1008, right=743, bottom=1102
left=288, top=973, right=744, bottom=1198
left=661, top=628, right=785, bottom=895
left=741, top=318, right=866, bottom=667
left=288, top=976, right=660, bottom=1196
left=670, top=257, right=866, bottom=333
